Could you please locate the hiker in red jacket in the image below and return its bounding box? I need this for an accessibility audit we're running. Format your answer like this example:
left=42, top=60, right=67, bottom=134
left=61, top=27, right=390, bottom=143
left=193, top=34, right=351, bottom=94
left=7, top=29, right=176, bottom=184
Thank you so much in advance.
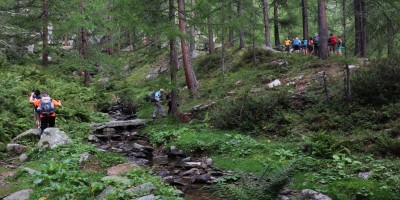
left=329, top=33, right=337, bottom=53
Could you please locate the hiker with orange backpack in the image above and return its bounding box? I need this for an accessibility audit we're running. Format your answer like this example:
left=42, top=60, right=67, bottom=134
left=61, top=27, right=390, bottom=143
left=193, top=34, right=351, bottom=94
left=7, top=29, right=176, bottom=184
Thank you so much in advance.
left=29, top=91, right=62, bottom=133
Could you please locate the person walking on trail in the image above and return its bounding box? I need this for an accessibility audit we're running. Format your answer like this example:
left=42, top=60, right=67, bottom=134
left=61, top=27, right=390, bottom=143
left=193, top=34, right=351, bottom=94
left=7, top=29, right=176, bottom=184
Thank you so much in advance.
left=329, top=33, right=337, bottom=53
left=337, top=36, right=344, bottom=55
left=284, top=37, right=291, bottom=53
left=313, top=33, right=319, bottom=56
left=293, top=37, right=301, bottom=53
left=302, top=38, right=308, bottom=55
left=151, top=88, right=166, bottom=120
left=32, top=90, right=42, bottom=129
left=29, top=91, right=62, bottom=133
left=308, top=37, right=314, bottom=55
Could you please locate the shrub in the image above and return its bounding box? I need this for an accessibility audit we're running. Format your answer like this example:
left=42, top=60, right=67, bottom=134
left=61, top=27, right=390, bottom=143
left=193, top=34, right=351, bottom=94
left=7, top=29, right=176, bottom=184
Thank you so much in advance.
left=304, top=131, right=345, bottom=158
left=213, top=161, right=297, bottom=200
left=210, top=92, right=291, bottom=135
left=352, top=56, right=400, bottom=105
left=375, top=133, right=400, bottom=156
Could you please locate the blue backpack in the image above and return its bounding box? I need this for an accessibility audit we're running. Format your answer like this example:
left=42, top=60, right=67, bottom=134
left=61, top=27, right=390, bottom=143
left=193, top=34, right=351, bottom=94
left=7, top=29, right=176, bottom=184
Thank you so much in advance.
left=38, top=97, right=55, bottom=115
left=303, top=40, right=308, bottom=46
left=294, top=39, right=301, bottom=46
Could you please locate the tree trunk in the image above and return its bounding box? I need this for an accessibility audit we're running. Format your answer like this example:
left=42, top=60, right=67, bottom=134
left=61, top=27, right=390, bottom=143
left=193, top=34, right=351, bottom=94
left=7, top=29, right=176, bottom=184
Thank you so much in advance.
left=237, top=0, right=244, bottom=49
left=387, top=21, right=394, bottom=57
left=318, top=0, right=328, bottom=60
left=261, top=0, right=271, bottom=47
left=354, top=0, right=362, bottom=56
left=207, top=16, right=214, bottom=54
left=41, top=0, right=49, bottom=67
left=169, top=0, right=178, bottom=116
left=360, top=0, right=367, bottom=57
left=221, top=2, right=226, bottom=77
left=228, top=0, right=234, bottom=46
left=80, top=0, right=90, bottom=86
left=80, top=28, right=88, bottom=59
left=302, top=0, right=309, bottom=40
left=177, top=0, right=199, bottom=97
left=189, top=0, right=196, bottom=62
left=273, top=0, right=280, bottom=46
left=342, top=0, right=347, bottom=58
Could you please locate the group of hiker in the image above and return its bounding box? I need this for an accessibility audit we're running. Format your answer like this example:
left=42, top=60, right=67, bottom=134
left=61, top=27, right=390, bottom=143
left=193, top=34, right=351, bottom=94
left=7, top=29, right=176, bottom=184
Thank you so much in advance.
left=29, top=90, right=62, bottom=133
left=28, top=88, right=171, bottom=133
left=284, top=33, right=344, bottom=56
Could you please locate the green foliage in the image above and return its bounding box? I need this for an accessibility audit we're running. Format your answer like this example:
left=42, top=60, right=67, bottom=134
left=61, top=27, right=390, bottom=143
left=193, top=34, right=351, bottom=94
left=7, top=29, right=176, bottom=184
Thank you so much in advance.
left=376, top=133, right=400, bottom=156
left=304, top=131, right=346, bottom=158
left=0, top=51, right=7, bottom=67
left=210, top=92, right=291, bottom=135
left=31, top=159, right=103, bottom=199
left=352, top=57, right=400, bottom=105
left=214, top=161, right=297, bottom=200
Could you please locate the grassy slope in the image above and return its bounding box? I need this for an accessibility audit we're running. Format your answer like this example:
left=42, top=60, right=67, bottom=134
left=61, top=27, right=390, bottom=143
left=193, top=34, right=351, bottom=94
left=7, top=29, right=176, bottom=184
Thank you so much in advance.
left=130, top=48, right=400, bottom=200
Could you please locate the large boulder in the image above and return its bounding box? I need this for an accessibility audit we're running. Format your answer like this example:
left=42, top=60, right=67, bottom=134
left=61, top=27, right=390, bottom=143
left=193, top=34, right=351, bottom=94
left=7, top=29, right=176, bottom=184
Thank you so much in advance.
left=299, top=189, right=332, bottom=200
left=37, top=128, right=72, bottom=149
left=3, top=189, right=33, bottom=200
left=133, top=194, right=156, bottom=200
left=6, top=144, right=27, bottom=155
left=12, top=129, right=41, bottom=143
left=97, top=185, right=116, bottom=199
left=126, top=183, right=155, bottom=194
left=91, top=119, right=146, bottom=132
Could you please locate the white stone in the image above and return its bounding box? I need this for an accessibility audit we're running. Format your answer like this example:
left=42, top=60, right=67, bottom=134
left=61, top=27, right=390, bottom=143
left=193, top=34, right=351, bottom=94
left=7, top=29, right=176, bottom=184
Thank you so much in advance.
left=268, top=79, right=281, bottom=88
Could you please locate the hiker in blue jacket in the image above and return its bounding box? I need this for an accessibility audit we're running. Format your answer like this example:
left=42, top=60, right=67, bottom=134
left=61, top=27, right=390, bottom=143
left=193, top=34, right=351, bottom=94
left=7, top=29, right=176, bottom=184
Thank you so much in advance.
left=152, top=88, right=166, bottom=120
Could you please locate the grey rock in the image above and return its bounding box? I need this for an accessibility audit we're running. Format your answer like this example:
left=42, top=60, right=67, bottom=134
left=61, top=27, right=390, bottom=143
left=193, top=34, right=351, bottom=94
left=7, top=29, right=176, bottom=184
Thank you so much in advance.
left=37, top=128, right=72, bottom=149
left=91, top=119, right=146, bottom=131
left=192, top=102, right=216, bottom=112
left=279, top=195, right=290, bottom=200
left=3, top=189, right=33, bottom=200
left=182, top=168, right=200, bottom=176
left=19, top=153, right=28, bottom=162
left=181, top=157, right=191, bottom=162
left=132, top=194, right=156, bottom=200
left=300, top=189, right=332, bottom=200
left=12, top=129, right=41, bottom=143
left=250, top=88, right=262, bottom=93
left=101, top=176, right=131, bottom=185
left=103, top=127, right=116, bottom=134
left=88, top=135, right=100, bottom=143
left=21, top=167, right=38, bottom=175
left=110, top=147, right=123, bottom=152
left=204, top=158, right=213, bottom=166
left=132, top=143, right=153, bottom=153
left=169, top=146, right=184, bottom=157
left=157, top=170, right=169, bottom=177
left=97, top=185, right=115, bottom=199
left=79, top=152, right=91, bottom=164
left=192, top=173, right=211, bottom=184
left=6, top=144, right=27, bottom=155
left=183, top=162, right=202, bottom=168
left=126, top=183, right=155, bottom=194
left=358, top=171, right=373, bottom=179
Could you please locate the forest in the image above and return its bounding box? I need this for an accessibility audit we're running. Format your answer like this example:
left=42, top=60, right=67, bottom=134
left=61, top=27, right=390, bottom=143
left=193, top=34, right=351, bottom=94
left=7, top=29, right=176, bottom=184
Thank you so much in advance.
left=1, top=0, right=400, bottom=200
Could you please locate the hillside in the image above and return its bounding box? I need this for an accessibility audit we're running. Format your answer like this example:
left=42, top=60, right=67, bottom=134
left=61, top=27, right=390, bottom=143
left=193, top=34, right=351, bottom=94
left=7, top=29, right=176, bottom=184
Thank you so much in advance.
left=1, top=47, right=400, bottom=200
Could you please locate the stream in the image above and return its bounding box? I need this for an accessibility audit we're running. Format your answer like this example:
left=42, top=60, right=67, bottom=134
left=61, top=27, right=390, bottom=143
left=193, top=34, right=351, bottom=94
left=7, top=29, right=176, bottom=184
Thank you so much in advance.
left=90, top=105, right=222, bottom=199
